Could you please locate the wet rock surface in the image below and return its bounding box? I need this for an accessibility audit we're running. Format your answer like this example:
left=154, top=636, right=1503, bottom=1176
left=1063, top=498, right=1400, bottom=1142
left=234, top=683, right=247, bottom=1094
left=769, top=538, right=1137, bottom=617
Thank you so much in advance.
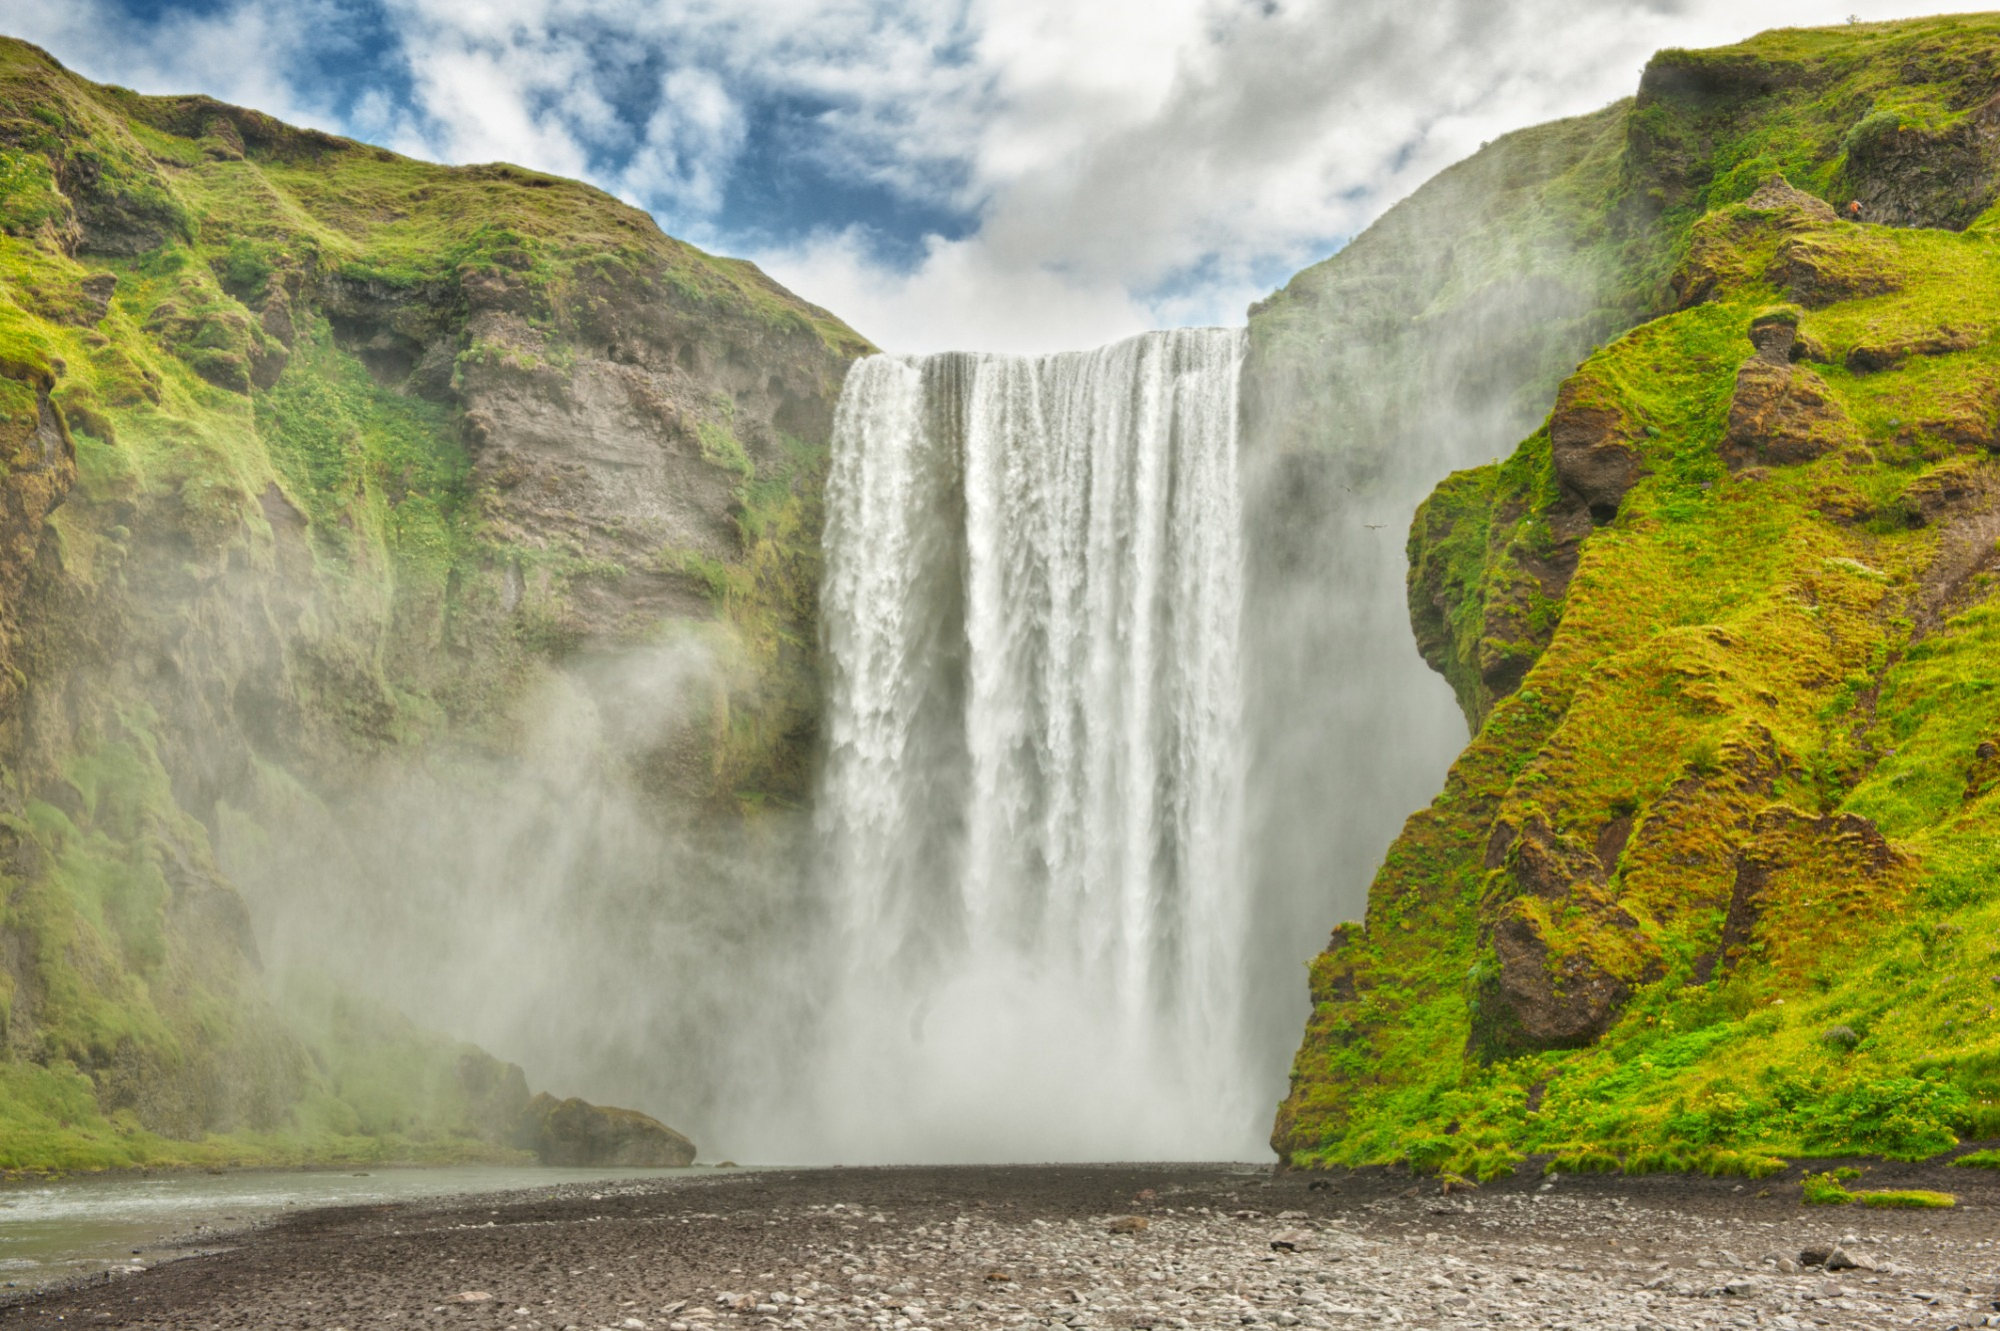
left=7, top=1164, right=2000, bottom=1331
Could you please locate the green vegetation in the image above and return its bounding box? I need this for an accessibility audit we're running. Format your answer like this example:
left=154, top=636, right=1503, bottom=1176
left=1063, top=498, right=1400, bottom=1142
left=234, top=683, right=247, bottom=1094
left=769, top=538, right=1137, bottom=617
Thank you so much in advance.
left=1856, top=1188, right=1956, bottom=1208
left=0, top=34, right=865, bottom=1169
left=1801, top=1168, right=1861, bottom=1204
left=1275, top=15, right=2000, bottom=1177
left=1800, top=1170, right=1956, bottom=1208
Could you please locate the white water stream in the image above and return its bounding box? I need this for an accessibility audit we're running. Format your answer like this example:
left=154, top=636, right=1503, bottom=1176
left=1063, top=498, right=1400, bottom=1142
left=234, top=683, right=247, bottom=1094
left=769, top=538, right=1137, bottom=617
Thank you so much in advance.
left=813, top=328, right=1256, bottom=1161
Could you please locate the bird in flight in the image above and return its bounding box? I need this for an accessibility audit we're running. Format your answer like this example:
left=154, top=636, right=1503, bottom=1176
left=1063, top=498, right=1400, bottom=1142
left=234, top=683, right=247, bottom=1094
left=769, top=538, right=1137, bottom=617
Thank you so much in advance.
left=1364, top=523, right=1386, bottom=530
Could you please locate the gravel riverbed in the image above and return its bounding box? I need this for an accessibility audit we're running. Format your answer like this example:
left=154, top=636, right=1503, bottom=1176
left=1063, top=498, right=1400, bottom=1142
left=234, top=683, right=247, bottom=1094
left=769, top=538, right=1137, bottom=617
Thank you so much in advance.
left=5, top=1162, right=1999, bottom=1330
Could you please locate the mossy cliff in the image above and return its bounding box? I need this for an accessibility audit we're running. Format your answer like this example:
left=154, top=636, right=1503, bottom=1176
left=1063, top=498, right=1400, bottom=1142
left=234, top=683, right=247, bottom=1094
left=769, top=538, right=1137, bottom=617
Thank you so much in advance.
left=1274, top=15, right=2000, bottom=1175
left=0, top=36, right=867, bottom=1169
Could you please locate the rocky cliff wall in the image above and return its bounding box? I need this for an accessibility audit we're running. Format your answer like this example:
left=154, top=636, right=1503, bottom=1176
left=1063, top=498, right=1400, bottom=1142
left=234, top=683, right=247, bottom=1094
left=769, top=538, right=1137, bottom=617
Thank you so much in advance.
left=1275, top=14, right=2000, bottom=1176
left=0, top=37, right=867, bottom=1167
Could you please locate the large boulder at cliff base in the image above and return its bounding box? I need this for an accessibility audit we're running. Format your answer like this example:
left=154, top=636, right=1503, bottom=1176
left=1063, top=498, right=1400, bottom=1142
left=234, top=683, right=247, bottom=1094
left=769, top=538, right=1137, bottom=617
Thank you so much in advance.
left=515, top=1093, right=697, bottom=1167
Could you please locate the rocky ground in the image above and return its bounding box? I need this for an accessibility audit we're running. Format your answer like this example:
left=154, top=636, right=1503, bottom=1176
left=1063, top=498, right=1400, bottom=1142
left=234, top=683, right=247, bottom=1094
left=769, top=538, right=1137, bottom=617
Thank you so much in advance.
left=3, top=1162, right=1999, bottom=1330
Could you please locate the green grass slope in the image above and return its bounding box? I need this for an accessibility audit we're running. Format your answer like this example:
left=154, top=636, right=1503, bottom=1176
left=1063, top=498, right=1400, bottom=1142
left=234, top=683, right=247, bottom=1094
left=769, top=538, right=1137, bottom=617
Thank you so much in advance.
left=0, top=37, right=867, bottom=1169
left=1276, top=14, right=2000, bottom=1177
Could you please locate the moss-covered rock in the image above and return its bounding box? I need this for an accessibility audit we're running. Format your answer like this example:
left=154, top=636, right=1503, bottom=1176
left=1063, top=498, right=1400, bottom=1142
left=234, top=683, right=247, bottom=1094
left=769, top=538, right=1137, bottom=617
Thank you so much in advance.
left=514, top=1092, right=696, bottom=1168
left=0, top=34, right=868, bottom=1169
left=1277, top=14, right=2000, bottom=1178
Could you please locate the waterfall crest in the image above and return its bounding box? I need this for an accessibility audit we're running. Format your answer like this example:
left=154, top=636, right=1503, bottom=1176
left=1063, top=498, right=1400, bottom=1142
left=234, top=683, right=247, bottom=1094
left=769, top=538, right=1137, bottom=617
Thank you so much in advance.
left=814, top=328, right=1255, bottom=1161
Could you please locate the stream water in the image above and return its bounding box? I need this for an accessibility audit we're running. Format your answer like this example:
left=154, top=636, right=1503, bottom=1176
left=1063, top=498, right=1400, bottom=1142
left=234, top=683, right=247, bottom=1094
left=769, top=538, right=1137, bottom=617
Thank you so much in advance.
left=0, top=1165, right=705, bottom=1291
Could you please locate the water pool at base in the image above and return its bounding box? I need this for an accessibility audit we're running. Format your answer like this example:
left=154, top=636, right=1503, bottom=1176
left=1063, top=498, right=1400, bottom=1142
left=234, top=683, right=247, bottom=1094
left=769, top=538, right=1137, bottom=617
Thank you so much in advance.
left=0, top=1165, right=708, bottom=1291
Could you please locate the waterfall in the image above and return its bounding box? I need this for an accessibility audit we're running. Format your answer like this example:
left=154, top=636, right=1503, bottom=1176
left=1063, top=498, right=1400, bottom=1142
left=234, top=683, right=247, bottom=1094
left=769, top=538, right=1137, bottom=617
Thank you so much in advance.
left=813, top=327, right=1256, bottom=1161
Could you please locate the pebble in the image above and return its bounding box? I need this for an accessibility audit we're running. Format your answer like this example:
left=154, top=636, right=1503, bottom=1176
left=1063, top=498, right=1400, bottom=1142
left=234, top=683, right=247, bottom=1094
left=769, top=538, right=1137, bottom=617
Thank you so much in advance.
left=633, top=1197, right=1992, bottom=1331
left=19, top=1169, right=1999, bottom=1331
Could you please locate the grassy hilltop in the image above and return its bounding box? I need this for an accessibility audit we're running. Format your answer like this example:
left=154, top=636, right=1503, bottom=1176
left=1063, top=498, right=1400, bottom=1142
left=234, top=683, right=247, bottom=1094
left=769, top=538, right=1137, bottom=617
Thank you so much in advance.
left=1274, top=13, right=2000, bottom=1179
left=0, top=37, right=866, bottom=1170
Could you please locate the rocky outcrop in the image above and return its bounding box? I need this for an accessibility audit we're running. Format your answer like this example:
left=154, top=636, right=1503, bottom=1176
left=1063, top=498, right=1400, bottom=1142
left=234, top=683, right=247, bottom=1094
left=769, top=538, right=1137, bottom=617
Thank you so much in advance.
left=1767, top=232, right=1903, bottom=307
left=1843, top=91, right=2000, bottom=231
left=1721, top=359, right=1858, bottom=469
left=1549, top=377, right=1644, bottom=524
left=1407, top=476, right=1590, bottom=729
left=1474, top=813, right=1652, bottom=1052
left=1845, top=324, right=1984, bottom=373
left=1674, top=179, right=1842, bottom=309
left=0, top=359, right=73, bottom=724
left=515, top=1093, right=697, bottom=1167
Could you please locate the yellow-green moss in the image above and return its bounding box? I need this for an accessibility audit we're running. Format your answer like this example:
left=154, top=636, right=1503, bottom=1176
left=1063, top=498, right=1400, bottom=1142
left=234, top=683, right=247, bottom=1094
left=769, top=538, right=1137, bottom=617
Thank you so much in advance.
left=0, top=34, right=864, bottom=1169
left=1278, top=15, right=2000, bottom=1177
left=1856, top=1188, right=1955, bottom=1207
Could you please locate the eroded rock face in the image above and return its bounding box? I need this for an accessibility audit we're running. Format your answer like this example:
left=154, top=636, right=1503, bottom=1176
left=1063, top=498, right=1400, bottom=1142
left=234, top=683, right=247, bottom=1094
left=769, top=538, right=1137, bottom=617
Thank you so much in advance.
left=0, top=363, right=75, bottom=722
left=1488, top=908, right=1636, bottom=1050
left=317, top=258, right=854, bottom=664
left=515, top=1092, right=697, bottom=1167
left=1474, top=813, right=1652, bottom=1052
left=1742, top=176, right=1839, bottom=224
left=1845, top=93, right=2000, bottom=231
left=1549, top=378, right=1644, bottom=525
left=1845, top=324, right=1983, bottom=373
left=1769, top=233, right=1903, bottom=307
left=1721, top=359, right=1859, bottom=469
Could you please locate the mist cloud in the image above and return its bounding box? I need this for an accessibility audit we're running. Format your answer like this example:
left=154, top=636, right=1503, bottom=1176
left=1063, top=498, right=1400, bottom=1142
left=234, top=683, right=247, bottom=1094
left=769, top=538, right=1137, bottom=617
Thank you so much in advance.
left=0, top=0, right=1961, bottom=350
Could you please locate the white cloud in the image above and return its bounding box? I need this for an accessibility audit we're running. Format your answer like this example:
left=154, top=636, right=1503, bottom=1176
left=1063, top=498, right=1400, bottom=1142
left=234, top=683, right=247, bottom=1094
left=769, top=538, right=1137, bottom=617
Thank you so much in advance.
left=0, top=0, right=339, bottom=131
left=0, top=0, right=1972, bottom=352
left=616, top=67, right=748, bottom=215
left=753, top=227, right=1156, bottom=355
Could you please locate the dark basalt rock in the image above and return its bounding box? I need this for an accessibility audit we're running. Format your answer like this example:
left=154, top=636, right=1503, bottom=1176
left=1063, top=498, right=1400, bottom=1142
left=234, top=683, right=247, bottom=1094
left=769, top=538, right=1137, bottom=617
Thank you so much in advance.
left=514, top=1092, right=697, bottom=1167
left=1487, top=906, right=1637, bottom=1051
left=1767, top=234, right=1902, bottom=308
left=1845, top=324, right=1983, bottom=373
left=1844, top=92, right=2000, bottom=231
left=1472, top=812, right=1654, bottom=1054
left=1673, top=180, right=1846, bottom=310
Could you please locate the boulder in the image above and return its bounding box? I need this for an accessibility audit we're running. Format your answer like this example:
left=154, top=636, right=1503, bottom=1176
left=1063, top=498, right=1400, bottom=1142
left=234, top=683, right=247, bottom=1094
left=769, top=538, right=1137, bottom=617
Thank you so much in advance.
left=1549, top=377, right=1644, bottom=524
left=1845, top=324, right=1982, bottom=373
left=1721, top=360, right=1858, bottom=469
left=514, top=1092, right=697, bottom=1167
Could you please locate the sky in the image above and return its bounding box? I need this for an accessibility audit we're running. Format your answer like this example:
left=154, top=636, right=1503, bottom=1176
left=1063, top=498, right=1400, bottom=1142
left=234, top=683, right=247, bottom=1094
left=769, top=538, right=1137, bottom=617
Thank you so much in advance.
left=0, top=0, right=1974, bottom=353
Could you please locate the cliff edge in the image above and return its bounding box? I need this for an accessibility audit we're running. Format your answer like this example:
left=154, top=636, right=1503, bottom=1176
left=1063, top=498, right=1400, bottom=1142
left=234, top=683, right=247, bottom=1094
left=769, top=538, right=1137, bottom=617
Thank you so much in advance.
left=1276, top=14, right=2000, bottom=1176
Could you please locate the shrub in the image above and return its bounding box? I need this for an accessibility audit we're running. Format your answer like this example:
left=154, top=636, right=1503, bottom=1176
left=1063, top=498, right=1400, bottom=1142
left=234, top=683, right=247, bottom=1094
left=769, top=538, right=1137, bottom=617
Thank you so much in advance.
left=1798, top=1078, right=1968, bottom=1159
left=1841, top=109, right=1909, bottom=161
left=1801, top=1169, right=1858, bottom=1204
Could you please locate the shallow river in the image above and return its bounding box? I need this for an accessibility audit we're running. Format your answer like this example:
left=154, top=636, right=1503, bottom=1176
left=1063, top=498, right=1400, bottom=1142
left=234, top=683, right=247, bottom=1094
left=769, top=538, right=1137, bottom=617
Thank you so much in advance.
left=0, top=1164, right=704, bottom=1291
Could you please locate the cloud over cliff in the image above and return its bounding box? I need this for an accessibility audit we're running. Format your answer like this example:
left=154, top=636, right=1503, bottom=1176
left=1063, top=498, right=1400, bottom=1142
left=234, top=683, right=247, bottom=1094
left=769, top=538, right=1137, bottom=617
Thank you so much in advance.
left=1, top=0, right=1963, bottom=351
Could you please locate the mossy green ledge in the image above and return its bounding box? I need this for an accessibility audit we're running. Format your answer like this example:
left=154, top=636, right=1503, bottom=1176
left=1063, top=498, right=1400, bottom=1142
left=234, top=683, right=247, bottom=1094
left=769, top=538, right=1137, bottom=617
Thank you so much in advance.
left=1277, top=15, right=2000, bottom=1179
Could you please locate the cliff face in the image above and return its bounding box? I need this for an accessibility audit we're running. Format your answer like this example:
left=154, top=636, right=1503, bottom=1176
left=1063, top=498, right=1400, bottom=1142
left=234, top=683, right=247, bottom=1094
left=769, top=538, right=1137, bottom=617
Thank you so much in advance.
left=1235, top=104, right=1646, bottom=1092
left=1276, top=15, right=2000, bottom=1176
left=0, top=37, right=867, bottom=1167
